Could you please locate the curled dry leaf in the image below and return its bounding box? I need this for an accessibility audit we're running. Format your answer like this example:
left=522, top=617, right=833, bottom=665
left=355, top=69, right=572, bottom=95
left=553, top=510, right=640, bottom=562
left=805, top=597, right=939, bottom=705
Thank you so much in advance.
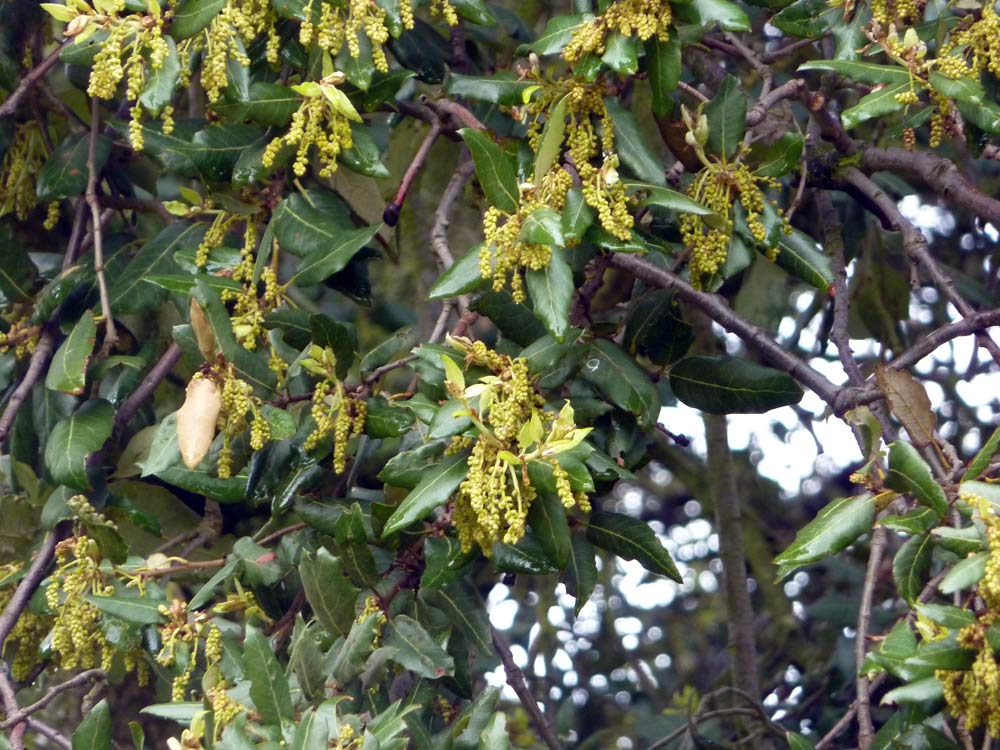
left=176, top=376, right=222, bottom=469
left=875, top=366, right=936, bottom=448
left=190, top=298, right=216, bottom=362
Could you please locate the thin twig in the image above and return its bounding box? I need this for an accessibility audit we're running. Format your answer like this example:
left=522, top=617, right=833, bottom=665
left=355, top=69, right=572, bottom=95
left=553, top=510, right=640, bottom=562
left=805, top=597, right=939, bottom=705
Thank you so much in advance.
left=430, top=155, right=475, bottom=315
left=84, top=97, right=117, bottom=357
left=0, top=42, right=66, bottom=119
left=25, top=718, right=71, bottom=750
left=0, top=670, right=105, bottom=730
left=113, top=342, right=182, bottom=439
left=855, top=525, right=887, bottom=750
left=646, top=708, right=764, bottom=750
left=814, top=673, right=886, bottom=750
left=608, top=253, right=842, bottom=407
left=0, top=330, right=55, bottom=446
left=491, top=626, right=562, bottom=750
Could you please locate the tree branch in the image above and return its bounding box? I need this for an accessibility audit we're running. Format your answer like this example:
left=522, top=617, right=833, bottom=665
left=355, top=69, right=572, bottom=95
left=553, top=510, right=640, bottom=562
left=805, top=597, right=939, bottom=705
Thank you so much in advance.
left=85, top=97, right=117, bottom=357
left=607, top=253, right=843, bottom=407
left=0, top=670, right=105, bottom=730
left=0, top=329, right=56, bottom=446
left=855, top=525, right=887, bottom=750
left=491, top=626, right=562, bottom=750
left=0, top=42, right=66, bottom=119
left=113, top=342, right=182, bottom=439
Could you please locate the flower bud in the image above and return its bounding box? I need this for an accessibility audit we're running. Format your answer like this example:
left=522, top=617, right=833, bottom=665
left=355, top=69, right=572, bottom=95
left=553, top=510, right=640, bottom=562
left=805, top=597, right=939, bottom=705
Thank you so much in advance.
left=177, top=377, right=222, bottom=469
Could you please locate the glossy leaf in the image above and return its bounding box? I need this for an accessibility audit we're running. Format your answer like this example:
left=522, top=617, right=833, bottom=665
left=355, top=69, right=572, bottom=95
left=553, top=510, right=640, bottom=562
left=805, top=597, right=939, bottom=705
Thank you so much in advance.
left=244, top=624, right=294, bottom=725
left=885, top=441, right=948, bottom=517
left=519, top=208, right=564, bottom=246
left=669, top=355, right=804, bottom=414
left=299, top=548, right=359, bottom=637
left=562, top=533, right=598, bottom=614
left=45, top=400, right=115, bottom=491
left=774, top=494, right=875, bottom=579
left=580, top=339, right=661, bottom=429
left=644, top=37, right=682, bottom=115
left=428, top=244, right=490, bottom=300
left=939, top=552, right=987, bottom=594
left=586, top=511, right=681, bottom=580
left=46, top=311, right=96, bottom=395
left=382, top=453, right=470, bottom=536
left=607, top=100, right=665, bottom=186
left=72, top=699, right=112, bottom=750
left=773, top=227, right=834, bottom=291
left=383, top=615, right=455, bottom=679
left=893, top=533, right=933, bottom=604
left=704, top=76, right=747, bottom=161
left=841, top=82, right=909, bottom=129
left=460, top=128, right=520, bottom=213
left=798, top=60, right=910, bottom=84
left=963, top=425, right=1000, bottom=480
left=37, top=133, right=111, bottom=202
left=624, top=290, right=694, bottom=366
left=170, top=0, right=226, bottom=38
left=420, top=581, right=492, bottom=655
left=526, top=250, right=574, bottom=342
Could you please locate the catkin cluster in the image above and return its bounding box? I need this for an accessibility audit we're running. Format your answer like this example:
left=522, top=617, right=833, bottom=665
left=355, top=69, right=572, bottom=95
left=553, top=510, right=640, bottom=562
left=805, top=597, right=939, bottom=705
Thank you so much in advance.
left=216, top=365, right=271, bottom=477
left=45, top=535, right=150, bottom=683
left=0, top=565, right=52, bottom=681
left=299, top=0, right=414, bottom=72
left=156, top=598, right=227, bottom=701
left=563, top=0, right=672, bottom=62
left=301, top=347, right=367, bottom=474
left=447, top=340, right=590, bottom=554
left=262, top=89, right=355, bottom=178
left=680, top=159, right=783, bottom=289
left=937, top=490, right=1000, bottom=734
left=0, top=123, right=57, bottom=226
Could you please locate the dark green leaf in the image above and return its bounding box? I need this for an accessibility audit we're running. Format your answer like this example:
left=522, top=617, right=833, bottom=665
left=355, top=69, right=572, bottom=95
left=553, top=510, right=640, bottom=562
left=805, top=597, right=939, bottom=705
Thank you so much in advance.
left=155, top=466, right=249, bottom=503
left=798, top=60, right=911, bottom=84
left=170, top=0, right=226, bottom=38
left=626, top=181, right=718, bottom=218
left=528, top=14, right=594, bottom=55
left=602, top=32, right=639, bottom=75
left=244, top=624, right=294, bottom=725
left=421, top=535, right=475, bottom=590
left=45, top=400, right=114, bottom=491
left=581, top=339, right=660, bottom=429
left=378, top=441, right=447, bottom=489
left=527, top=475, right=572, bottom=569
left=752, top=133, right=805, bottom=179
left=84, top=594, right=166, bottom=625
left=387, top=20, right=450, bottom=83
left=110, top=222, right=207, bottom=314
left=562, top=533, right=597, bottom=614
left=939, top=552, right=986, bottom=594
left=428, top=399, right=473, bottom=440
left=37, top=133, right=111, bottom=202
left=470, top=291, right=547, bottom=346
left=382, top=453, right=470, bottom=536
left=534, top=95, right=568, bottom=185
left=290, top=223, right=380, bottom=286
left=365, top=400, right=415, bottom=438
left=886, top=441, right=948, bottom=517
left=644, top=37, right=682, bottom=116
left=0, top=235, right=38, bottom=303
left=963, top=425, right=1000, bottom=480
left=932, top=526, right=983, bottom=556
left=492, top=533, right=560, bottom=574
left=46, top=311, right=96, bottom=395
left=420, top=581, right=492, bottom=655
left=893, top=532, right=933, bottom=604
left=704, top=76, right=747, bottom=161
left=139, top=36, right=179, bottom=115
left=841, top=82, right=909, bottom=129
left=914, top=603, right=976, bottom=629
left=624, top=290, right=693, bottom=366
left=679, top=0, right=751, bottom=31
left=929, top=72, right=986, bottom=105
left=292, top=707, right=329, bottom=750
left=460, top=129, right=520, bottom=213
left=773, top=228, right=834, bottom=291
left=428, top=244, right=490, bottom=300
left=451, top=0, right=496, bottom=25
left=212, top=82, right=300, bottom=127
left=72, top=699, right=112, bottom=750
left=341, top=123, right=390, bottom=178
left=446, top=73, right=533, bottom=106
left=774, top=494, right=875, bottom=579
left=587, top=511, right=681, bottom=580
left=525, top=251, right=574, bottom=342
left=384, top=615, right=455, bottom=679
left=519, top=208, right=564, bottom=246
left=299, top=547, right=359, bottom=637
left=561, top=187, right=596, bottom=243
left=606, top=99, right=665, bottom=186
left=669, top=355, right=804, bottom=414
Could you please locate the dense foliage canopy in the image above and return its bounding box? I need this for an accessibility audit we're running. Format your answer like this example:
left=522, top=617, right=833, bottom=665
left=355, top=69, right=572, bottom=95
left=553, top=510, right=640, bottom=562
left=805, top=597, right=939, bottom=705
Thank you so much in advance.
left=1, top=0, right=1000, bottom=748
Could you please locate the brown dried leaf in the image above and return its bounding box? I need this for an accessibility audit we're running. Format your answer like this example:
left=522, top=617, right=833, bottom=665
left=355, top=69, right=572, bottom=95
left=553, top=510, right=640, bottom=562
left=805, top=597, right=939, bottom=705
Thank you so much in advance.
left=190, top=298, right=216, bottom=362
left=176, top=377, right=222, bottom=469
left=875, top=366, right=936, bottom=448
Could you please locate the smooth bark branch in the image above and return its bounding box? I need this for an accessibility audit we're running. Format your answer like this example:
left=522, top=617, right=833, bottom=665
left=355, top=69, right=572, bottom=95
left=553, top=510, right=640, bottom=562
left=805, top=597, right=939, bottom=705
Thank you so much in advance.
left=113, top=341, right=182, bottom=439
left=430, top=155, right=475, bottom=315
left=608, top=253, right=842, bottom=406
left=491, top=626, right=562, bottom=750
left=0, top=329, right=55, bottom=446
left=0, top=670, right=105, bottom=730
left=856, top=525, right=888, bottom=750
left=704, top=413, right=761, bottom=701
left=839, top=167, right=1000, bottom=366
left=0, top=43, right=65, bottom=119
left=85, top=97, right=117, bottom=357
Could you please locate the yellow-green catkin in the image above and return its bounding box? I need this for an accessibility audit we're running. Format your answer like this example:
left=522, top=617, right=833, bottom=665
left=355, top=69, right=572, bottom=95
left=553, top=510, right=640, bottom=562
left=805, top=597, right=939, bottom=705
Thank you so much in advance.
left=680, top=160, right=784, bottom=289
left=937, top=491, right=1000, bottom=735
left=0, top=123, right=47, bottom=221
left=563, top=0, right=672, bottom=62
left=262, top=94, right=355, bottom=178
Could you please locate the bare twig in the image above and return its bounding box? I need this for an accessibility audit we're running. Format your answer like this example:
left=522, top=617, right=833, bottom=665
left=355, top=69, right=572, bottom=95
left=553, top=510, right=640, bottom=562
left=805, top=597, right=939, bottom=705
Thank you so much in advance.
left=646, top=708, right=765, bottom=750
left=746, top=79, right=806, bottom=127
left=84, top=97, right=117, bottom=357
left=383, top=117, right=442, bottom=226
left=856, top=525, right=887, bottom=750
left=0, top=42, right=66, bottom=118
left=430, top=155, right=475, bottom=314
left=814, top=673, right=886, bottom=750
left=677, top=81, right=710, bottom=103
left=0, top=670, right=105, bottom=730
left=491, top=626, right=562, bottom=750
left=0, top=330, right=56, bottom=446
left=608, top=253, right=842, bottom=407
left=25, top=718, right=71, bottom=750
left=113, top=342, right=182, bottom=439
